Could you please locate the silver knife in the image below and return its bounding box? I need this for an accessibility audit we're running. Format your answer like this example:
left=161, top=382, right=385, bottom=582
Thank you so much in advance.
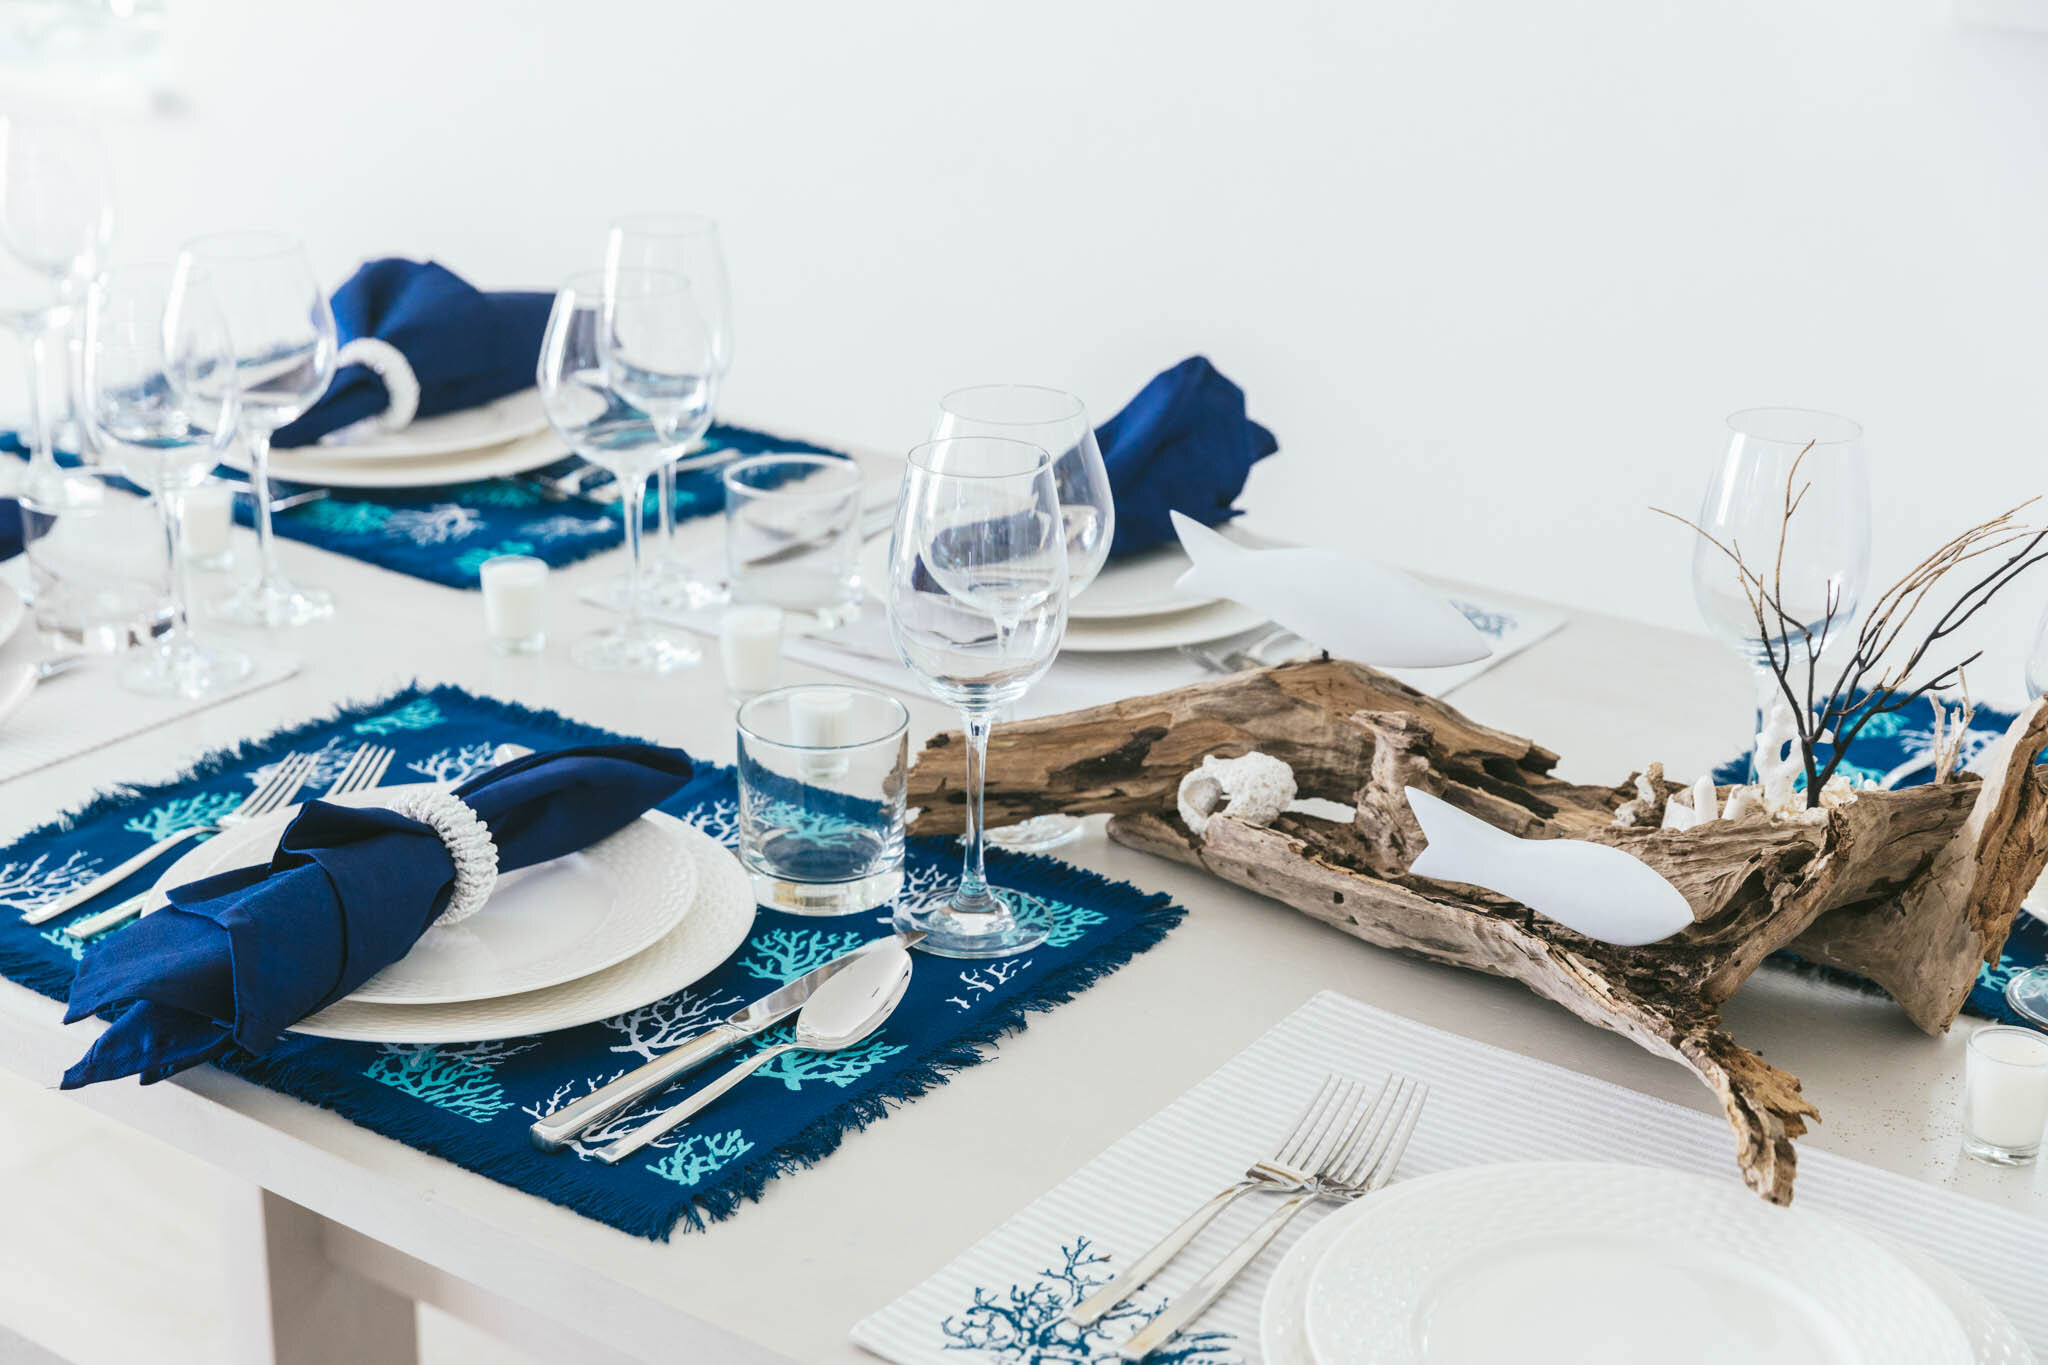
left=528, top=930, right=924, bottom=1151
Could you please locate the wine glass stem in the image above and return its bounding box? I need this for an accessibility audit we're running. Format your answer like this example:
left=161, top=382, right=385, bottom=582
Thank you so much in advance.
left=22, top=324, right=57, bottom=476
left=956, top=708, right=996, bottom=912
left=657, top=460, right=677, bottom=557
left=621, top=469, right=651, bottom=636
left=156, top=484, right=194, bottom=652
left=246, top=426, right=286, bottom=590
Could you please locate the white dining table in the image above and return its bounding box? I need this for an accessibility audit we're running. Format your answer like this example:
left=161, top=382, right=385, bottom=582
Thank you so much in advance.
left=0, top=462, right=2042, bottom=1365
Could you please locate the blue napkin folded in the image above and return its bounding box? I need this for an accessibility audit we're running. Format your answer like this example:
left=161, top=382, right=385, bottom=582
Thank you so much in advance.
left=272, top=259, right=553, bottom=449
left=1097, top=356, right=1277, bottom=559
left=0, top=499, right=22, bottom=561
left=61, top=743, right=695, bottom=1088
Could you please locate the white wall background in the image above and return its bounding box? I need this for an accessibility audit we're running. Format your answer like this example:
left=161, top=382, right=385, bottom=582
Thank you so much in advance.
left=14, top=0, right=2048, bottom=691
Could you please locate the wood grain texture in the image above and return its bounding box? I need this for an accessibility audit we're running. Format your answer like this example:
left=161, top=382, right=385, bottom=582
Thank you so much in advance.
left=907, top=659, right=2048, bottom=1202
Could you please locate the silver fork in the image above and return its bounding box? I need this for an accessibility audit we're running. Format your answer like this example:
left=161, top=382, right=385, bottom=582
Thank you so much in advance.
left=320, top=744, right=396, bottom=799
left=1116, top=1076, right=1429, bottom=1361
left=20, top=751, right=320, bottom=927
left=1067, top=1074, right=1368, bottom=1328
left=1179, top=627, right=1311, bottom=676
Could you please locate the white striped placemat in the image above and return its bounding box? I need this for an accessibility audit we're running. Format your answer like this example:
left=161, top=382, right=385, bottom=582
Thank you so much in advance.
left=851, top=990, right=2048, bottom=1364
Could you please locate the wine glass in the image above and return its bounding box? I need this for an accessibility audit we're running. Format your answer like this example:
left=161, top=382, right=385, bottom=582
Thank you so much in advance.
left=604, top=212, right=732, bottom=609
left=0, top=114, right=114, bottom=469
left=83, top=264, right=252, bottom=697
left=933, top=384, right=1114, bottom=852
left=2004, top=608, right=2048, bottom=1030
left=538, top=271, right=700, bottom=673
left=886, top=436, right=1069, bottom=957
left=172, top=232, right=337, bottom=627
left=1691, top=408, right=1870, bottom=776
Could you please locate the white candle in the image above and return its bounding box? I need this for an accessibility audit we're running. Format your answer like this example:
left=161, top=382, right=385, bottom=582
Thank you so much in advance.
left=1964, top=1025, right=2048, bottom=1161
left=479, top=554, right=548, bottom=655
left=719, top=605, right=785, bottom=699
left=181, top=483, right=234, bottom=567
left=789, top=687, right=853, bottom=750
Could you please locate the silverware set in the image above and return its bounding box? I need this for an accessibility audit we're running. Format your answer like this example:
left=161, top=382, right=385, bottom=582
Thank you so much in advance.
left=1179, top=625, right=1314, bottom=675
left=1073, top=1072, right=1428, bottom=1361
left=530, top=932, right=922, bottom=1158
left=20, top=743, right=396, bottom=939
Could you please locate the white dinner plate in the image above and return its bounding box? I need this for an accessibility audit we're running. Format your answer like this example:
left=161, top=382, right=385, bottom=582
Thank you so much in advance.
left=317, top=388, right=550, bottom=460
left=290, top=816, right=754, bottom=1043
left=230, top=394, right=564, bottom=490
left=148, top=783, right=697, bottom=1007
left=1294, top=1163, right=1971, bottom=1365
left=1069, top=521, right=1278, bottom=621
left=1058, top=598, right=1271, bottom=653
left=0, top=581, right=24, bottom=652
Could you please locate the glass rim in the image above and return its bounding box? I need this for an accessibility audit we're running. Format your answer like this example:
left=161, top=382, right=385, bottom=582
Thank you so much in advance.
left=178, top=230, right=308, bottom=264
left=1969, top=1023, right=2048, bottom=1068
left=906, top=436, right=1052, bottom=480
left=736, top=683, right=910, bottom=752
left=478, top=552, right=547, bottom=577
left=1726, top=407, right=1863, bottom=447
left=938, top=383, right=1086, bottom=426
left=610, top=211, right=721, bottom=240
left=721, top=452, right=861, bottom=497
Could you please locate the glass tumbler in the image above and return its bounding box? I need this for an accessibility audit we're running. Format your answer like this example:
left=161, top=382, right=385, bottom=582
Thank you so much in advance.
left=723, top=454, right=864, bottom=629
left=737, top=684, right=908, bottom=916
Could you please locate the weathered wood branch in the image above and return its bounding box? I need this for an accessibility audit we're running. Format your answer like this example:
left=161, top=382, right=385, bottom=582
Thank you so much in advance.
left=906, top=659, right=2048, bottom=1203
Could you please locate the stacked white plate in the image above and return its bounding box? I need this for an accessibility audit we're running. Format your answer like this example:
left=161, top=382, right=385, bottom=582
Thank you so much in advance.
left=1260, top=1163, right=2030, bottom=1365
left=1060, top=522, right=1271, bottom=653
left=139, top=783, right=756, bottom=1043
left=226, top=389, right=566, bottom=490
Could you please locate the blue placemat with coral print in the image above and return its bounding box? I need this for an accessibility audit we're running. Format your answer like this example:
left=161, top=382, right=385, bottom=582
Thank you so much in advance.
left=1711, top=694, right=2048, bottom=1023
left=0, top=684, right=1179, bottom=1240
left=2, top=422, right=849, bottom=591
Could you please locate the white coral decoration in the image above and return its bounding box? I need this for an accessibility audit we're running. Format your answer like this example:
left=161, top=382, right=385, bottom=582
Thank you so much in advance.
left=1661, top=774, right=1722, bottom=831
left=1177, top=751, right=1298, bottom=837
left=389, top=789, right=500, bottom=926
left=1612, top=762, right=1665, bottom=827
left=1755, top=696, right=1804, bottom=815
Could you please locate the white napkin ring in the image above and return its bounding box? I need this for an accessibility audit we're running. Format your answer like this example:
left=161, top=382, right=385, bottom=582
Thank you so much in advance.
left=333, top=336, right=421, bottom=432
left=389, top=789, right=499, bottom=927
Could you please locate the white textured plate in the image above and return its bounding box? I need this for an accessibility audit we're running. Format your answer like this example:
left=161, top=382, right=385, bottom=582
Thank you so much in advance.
left=149, top=783, right=696, bottom=1006
left=1298, top=1164, right=1971, bottom=1365
left=1058, top=598, right=1270, bottom=653
left=232, top=395, right=564, bottom=489
left=289, top=816, right=754, bottom=1043
left=1261, top=1179, right=2025, bottom=1365
left=315, top=387, right=549, bottom=460
left=1069, top=521, right=1273, bottom=621
left=0, top=581, right=24, bottom=651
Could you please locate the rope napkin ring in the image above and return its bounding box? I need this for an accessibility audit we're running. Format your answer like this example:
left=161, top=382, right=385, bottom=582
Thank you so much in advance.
left=389, top=789, right=499, bottom=925
left=332, top=336, right=422, bottom=432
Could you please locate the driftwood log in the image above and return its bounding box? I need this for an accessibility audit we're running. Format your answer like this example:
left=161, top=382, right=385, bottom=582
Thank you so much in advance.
left=906, top=660, right=2048, bottom=1203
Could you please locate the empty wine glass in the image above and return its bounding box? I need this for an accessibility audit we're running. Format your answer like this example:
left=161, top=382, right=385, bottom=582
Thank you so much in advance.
left=84, top=264, right=252, bottom=697
left=1691, top=408, right=1870, bottom=775
left=887, top=436, right=1069, bottom=957
left=604, top=213, right=732, bottom=609
left=0, top=114, right=114, bottom=468
left=173, top=232, right=337, bottom=627
left=933, top=384, right=1115, bottom=852
left=538, top=271, right=699, bottom=673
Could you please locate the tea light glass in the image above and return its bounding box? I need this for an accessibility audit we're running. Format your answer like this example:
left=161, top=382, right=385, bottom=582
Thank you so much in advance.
left=737, top=684, right=907, bottom=916
left=1962, top=1024, right=2048, bottom=1165
left=479, top=554, right=548, bottom=655
left=181, top=482, right=236, bottom=571
left=719, top=604, right=784, bottom=700
left=723, top=454, right=864, bottom=630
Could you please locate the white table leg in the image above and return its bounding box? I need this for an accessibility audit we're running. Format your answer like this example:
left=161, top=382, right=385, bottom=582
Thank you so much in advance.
left=221, top=1183, right=419, bottom=1365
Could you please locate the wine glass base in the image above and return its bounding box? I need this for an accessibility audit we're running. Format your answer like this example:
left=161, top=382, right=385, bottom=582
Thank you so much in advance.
left=212, top=578, right=333, bottom=628
left=570, top=626, right=700, bottom=674
left=121, top=640, right=256, bottom=700
left=983, top=815, right=1085, bottom=854
left=893, top=888, right=1051, bottom=960
left=642, top=559, right=726, bottom=611
left=2005, top=966, right=2048, bottom=1030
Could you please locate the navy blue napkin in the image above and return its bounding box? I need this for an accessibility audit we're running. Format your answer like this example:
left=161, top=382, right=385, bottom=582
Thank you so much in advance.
left=60, top=744, right=695, bottom=1088
left=1097, top=355, right=1277, bottom=559
left=0, top=498, right=22, bottom=561
left=272, top=259, right=552, bottom=449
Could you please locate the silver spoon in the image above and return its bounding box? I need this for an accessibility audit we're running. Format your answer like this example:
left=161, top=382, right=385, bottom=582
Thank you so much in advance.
left=595, top=941, right=914, bottom=1164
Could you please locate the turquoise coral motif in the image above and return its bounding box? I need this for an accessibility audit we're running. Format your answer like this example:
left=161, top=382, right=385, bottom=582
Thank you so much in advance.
left=740, top=927, right=868, bottom=984
left=123, top=791, right=240, bottom=842
left=291, top=499, right=393, bottom=537
left=364, top=1041, right=533, bottom=1123
left=646, top=1129, right=754, bottom=1187
left=748, top=1025, right=905, bottom=1090
left=353, top=698, right=446, bottom=736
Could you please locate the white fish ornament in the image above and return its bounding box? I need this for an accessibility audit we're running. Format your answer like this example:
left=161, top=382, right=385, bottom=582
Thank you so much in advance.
left=1404, top=787, right=1695, bottom=946
left=1170, top=513, right=1490, bottom=668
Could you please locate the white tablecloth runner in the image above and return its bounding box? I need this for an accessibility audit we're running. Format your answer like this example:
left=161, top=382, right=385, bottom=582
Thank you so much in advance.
left=852, top=991, right=2048, bottom=1364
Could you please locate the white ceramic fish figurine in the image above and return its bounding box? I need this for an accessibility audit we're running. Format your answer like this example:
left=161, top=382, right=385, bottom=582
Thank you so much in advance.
left=1404, top=787, right=1695, bottom=946
left=1170, top=513, right=1490, bottom=668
